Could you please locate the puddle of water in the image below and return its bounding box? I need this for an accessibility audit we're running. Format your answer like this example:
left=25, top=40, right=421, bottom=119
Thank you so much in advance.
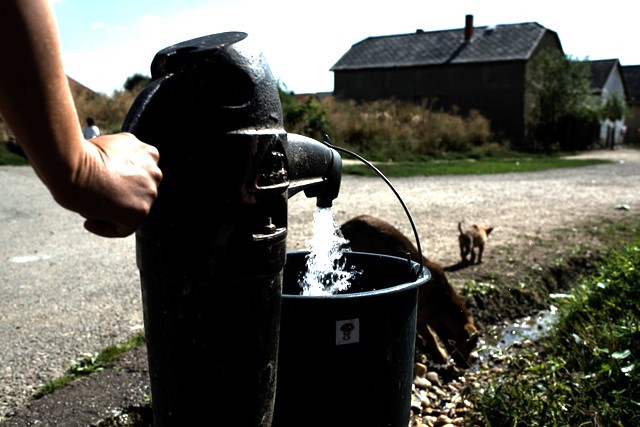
left=475, top=306, right=559, bottom=366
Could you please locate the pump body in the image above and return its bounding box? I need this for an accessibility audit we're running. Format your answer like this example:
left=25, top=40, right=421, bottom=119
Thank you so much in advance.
left=123, top=32, right=341, bottom=425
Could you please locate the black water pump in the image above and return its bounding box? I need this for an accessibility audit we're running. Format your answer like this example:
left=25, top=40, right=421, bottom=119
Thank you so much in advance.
left=122, top=32, right=341, bottom=426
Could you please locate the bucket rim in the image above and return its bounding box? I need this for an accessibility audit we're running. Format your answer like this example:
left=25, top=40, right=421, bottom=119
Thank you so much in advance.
left=283, top=250, right=431, bottom=300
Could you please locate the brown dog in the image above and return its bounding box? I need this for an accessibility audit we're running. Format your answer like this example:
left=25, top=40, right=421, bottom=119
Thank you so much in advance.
left=340, top=215, right=478, bottom=367
left=458, top=221, right=493, bottom=264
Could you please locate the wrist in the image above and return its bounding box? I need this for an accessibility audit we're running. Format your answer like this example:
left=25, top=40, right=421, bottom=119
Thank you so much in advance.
left=42, top=135, right=93, bottom=210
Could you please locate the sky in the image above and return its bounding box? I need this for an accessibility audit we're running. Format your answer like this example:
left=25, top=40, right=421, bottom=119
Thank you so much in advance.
left=52, top=0, right=640, bottom=96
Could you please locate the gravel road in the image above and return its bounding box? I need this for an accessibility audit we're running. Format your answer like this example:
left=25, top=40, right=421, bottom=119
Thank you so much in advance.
left=1, top=148, right=639, bottom=420
left=289, top=148, right=640, bottom=268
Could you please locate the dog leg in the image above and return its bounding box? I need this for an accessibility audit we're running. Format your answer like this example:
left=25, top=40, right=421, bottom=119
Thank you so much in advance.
left=421, top=325, right=448, bottom=364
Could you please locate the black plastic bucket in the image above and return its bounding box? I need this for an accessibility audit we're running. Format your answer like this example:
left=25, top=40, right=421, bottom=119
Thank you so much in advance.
left=273, top=251, right=431, bottom=427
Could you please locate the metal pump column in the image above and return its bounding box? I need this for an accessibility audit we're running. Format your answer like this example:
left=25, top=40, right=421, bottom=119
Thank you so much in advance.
left=124, top=32, right=285, bottom=426
left=122, top=32, right=341, bottom=425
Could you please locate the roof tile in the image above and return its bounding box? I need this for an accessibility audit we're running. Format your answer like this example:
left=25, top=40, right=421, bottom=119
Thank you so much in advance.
left=332, top=22, right=556, bottom=70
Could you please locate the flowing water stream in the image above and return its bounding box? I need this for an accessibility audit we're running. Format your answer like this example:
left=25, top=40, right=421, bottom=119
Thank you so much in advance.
left=299, top=208, right=360, bottom=296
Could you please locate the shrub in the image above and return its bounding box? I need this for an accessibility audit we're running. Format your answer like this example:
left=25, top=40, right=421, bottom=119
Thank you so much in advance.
left=71, top=84, right=141, bottom=135
left=9, top=77, right=498, bottom=162
left=317, top=97, right=494, bottom=160
left=279, top=86, right=329, bottom=141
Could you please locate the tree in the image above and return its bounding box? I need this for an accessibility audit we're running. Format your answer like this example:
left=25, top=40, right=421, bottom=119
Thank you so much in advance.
left=527, top=49, right=599, bottom=151
left=278, top=83, right=328, bottom=140
left=601, top=92, right=627, bottom=122
left=124, top=73, right=151, bottom=92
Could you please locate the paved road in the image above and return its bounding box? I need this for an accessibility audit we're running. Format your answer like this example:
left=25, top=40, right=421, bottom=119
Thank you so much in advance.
left=0, top=166, right=142, bottom=419
left=2, top=148, right=640, bottom=420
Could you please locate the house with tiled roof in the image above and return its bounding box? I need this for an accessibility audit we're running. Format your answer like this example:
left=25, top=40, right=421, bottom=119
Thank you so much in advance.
left=622, top=65, right=640, bottom=142
left=331, top=15, right=563, bottom=147
left=588, top=59, right=627, bottom=147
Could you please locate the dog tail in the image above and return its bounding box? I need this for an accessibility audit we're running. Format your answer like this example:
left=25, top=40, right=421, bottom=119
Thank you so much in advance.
left=458, top=221, right=463, bottom=234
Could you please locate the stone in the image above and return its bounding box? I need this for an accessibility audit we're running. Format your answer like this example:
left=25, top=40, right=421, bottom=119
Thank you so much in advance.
left=424, top=415, right=438, bottom=426
left=433, top=414, right=455, bottom=426
left=414, top=362, right=428, bottom=378
left=432, top=386, right=448, bottom=398
left=413, top=377, right=432, bottom=389
left=426, top=371, right=441, bottom=386
left=411, top=399, right=424, bottom=413
left=420, top=396, right=431, bottom=409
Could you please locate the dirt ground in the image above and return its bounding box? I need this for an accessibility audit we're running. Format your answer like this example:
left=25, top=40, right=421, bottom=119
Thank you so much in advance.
left=4, top=148, right=640, bottom=426
left=444, top=210, right=640, bottom=331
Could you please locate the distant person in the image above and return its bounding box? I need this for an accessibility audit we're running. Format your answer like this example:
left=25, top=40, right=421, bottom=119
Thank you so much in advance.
left=0, top=0, right=162, bottom=238
left=82, top=117, right=100, bottom=139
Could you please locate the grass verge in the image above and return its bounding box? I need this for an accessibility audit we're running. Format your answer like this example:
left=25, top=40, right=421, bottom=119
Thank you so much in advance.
left=467, top=239, right=640, bottom=426
left=343, top=157, right=609, bottom=177
left=1, top=140, right=609, bottom=177
left=34, top=332, right=145, bottom=399
left=0, top=142, right=28, bottom=166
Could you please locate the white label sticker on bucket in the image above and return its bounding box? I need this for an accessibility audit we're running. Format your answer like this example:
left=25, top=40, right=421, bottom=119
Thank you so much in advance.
left=335, top=318, right=360, bottom=345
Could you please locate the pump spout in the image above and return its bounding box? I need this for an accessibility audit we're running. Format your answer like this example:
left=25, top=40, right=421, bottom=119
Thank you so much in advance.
left=283, top=133, right=342, bottom=208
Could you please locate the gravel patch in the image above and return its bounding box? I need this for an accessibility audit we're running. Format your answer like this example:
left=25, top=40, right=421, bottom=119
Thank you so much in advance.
left=289, top=148, right=640, bottom=269
left=1, top=148, right=639, bottom=421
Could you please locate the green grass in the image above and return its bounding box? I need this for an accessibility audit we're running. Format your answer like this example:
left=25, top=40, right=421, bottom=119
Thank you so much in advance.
left=34, top=332, right=145, bottom=398
left=0, top=142, right=28, bottom=166
left=469, top=240, right=640, bottom=426
left=343, top=157, right=610, bottom=177
left=0, top=140, right=611, bottom=177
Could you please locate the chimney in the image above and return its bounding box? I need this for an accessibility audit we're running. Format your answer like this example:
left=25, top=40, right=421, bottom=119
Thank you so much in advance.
left=464, top=14, right=474, bottom=41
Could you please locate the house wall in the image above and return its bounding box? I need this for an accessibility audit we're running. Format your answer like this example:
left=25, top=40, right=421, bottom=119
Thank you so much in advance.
left=334, top=61, right=528, bottom=144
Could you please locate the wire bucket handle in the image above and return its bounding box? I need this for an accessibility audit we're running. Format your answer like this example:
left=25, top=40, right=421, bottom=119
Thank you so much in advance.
left=321, top=135, right=425, bottom=277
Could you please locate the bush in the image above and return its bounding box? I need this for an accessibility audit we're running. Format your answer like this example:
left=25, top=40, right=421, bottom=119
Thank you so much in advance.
left=278, top=85, right=498, bottom=160
left=71, top=84, right=141, bottom=135
left=4, top=77, right=502, bottom=163
left=307, top=97, right=495, bottom=161
left=279, top=88, right=329, bottom=141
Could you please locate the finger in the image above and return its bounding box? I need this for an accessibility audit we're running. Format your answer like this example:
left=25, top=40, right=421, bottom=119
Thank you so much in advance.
left=83, top=218, right=137, bottom=238
left=149, top=162, right=163, bottom=185
left=147, top=144, right=160, bottom=163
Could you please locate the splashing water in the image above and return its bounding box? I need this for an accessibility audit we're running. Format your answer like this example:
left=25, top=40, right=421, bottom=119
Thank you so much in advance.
left=300, top=208, right=359, bottom=296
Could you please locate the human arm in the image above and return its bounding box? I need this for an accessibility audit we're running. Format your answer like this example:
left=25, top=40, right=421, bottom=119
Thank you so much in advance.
left=0, top=0, right=162, bottom=237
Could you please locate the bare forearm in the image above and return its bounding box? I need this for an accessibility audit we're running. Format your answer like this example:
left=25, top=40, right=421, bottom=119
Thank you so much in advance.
left=0, top=0, right=162, bottom=238
left=0, top=0, right=84, bottom=194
